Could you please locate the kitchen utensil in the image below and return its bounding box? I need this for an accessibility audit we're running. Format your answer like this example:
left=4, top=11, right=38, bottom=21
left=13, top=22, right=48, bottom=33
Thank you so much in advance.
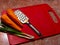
left=14, top=10, right=41, bottom=36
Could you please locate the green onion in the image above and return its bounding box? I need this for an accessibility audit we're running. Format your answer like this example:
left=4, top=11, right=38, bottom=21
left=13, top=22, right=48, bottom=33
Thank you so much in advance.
left=0, top=25, right=34, bottom=39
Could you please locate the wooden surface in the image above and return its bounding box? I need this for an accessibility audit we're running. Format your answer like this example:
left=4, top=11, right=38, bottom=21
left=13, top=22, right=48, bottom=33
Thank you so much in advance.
left=0, top=0, right=60, bottom=45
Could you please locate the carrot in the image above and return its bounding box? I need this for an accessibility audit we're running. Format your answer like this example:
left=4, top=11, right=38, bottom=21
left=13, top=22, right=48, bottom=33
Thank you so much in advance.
left=1, top=13, right=22, bottom=31
left=6, top=9, right=23, bottom=27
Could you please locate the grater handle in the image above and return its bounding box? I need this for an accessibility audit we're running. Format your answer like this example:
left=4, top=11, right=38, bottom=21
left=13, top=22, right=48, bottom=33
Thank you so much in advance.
left=27, top=22, right=42, bottom=36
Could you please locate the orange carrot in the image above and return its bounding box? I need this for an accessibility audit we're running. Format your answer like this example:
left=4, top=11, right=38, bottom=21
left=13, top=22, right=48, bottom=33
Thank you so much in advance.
left=6, top=9, right=23, bottom=27
left=1, top=13, right=22, bottom=31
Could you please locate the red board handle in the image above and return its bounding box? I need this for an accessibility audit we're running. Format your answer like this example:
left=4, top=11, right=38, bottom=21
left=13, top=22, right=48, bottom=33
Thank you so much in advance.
left=48, top=7, right=60, bottom=23
left=51, top=9, right=59, bottom=19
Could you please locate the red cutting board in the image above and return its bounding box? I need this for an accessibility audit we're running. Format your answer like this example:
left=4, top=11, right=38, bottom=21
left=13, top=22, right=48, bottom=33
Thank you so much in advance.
left=2, top=4, right=60, bottom=45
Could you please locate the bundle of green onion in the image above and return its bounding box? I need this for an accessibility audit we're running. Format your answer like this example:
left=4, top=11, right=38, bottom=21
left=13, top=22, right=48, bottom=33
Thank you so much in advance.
left=0, top=23, right=34, bottom=39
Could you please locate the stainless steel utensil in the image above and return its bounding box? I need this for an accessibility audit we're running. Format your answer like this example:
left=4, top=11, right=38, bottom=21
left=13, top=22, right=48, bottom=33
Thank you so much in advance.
left=14, top=10, right=42, bottom=36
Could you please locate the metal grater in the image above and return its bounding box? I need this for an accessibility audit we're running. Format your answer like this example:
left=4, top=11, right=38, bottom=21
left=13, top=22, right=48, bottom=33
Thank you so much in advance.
left=14, top=10, right=29, bottom=23
left=14, top=10, right=42, bottom=36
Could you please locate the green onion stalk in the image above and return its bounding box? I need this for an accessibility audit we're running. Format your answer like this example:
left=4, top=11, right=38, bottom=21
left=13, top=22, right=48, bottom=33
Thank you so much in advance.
left=0, top=24, right=34, bottom=39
